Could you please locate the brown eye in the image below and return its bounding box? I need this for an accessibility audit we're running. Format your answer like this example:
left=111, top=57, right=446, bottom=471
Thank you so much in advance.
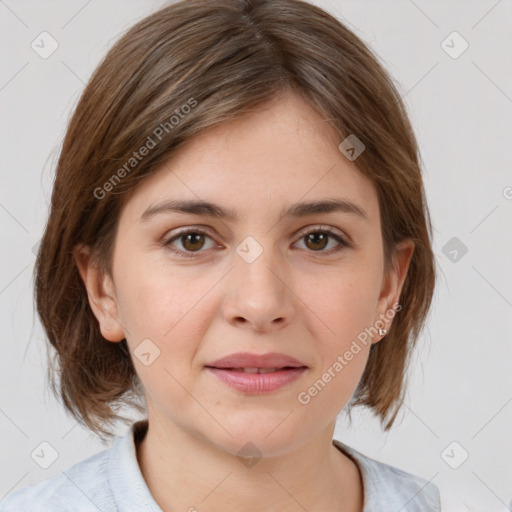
left=164, top=229, right=216, bottom=258
left=180, top=232, right=206, bottom=252
left=304, top=232, right=329, bottom=251
left=295, top=226, right=349, bottom=255
left=164, top=225, right=349, bottom=259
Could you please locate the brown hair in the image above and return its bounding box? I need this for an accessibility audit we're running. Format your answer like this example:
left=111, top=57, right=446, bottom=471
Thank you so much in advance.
left=34, top=0, right=437, bottom=441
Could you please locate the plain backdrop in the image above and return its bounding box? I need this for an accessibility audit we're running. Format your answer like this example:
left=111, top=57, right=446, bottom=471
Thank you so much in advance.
left=1, top=1, right=511, bottom=510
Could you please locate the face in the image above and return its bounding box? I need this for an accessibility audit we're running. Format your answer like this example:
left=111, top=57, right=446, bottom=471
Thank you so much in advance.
left=78, top=90, right=413, bottom=458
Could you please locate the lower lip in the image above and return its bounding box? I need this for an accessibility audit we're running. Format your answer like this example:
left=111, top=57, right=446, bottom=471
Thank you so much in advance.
left=205, top=367, right=307, bottom=394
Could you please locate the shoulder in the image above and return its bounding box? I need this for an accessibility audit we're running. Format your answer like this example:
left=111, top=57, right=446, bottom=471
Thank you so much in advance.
left=0, top=442, right=116, bottom=512
left=333, top=440, right=441, bottom=512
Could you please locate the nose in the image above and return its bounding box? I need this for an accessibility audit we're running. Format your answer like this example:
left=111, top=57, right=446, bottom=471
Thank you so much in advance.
left=221, top=246, right=296, bottom=334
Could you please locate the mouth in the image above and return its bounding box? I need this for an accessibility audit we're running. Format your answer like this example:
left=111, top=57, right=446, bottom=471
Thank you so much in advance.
left=204, top=352, right=308, bottom=393
left=204, top=365, right=307, bottom=393
left=205, top=366, right=306, bottom=373
left=206, top=351, right=307, bottom=370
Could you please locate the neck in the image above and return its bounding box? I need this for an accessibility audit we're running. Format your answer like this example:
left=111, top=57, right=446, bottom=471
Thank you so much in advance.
left=135, top=415, right=363, bottom=512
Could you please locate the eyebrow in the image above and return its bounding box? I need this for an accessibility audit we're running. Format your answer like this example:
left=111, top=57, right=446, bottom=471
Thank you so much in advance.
left=140, top=198, right=369, bottom=223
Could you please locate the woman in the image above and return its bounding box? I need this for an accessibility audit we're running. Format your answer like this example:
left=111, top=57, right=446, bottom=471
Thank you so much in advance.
left=0, top=0, right=439, bottom=510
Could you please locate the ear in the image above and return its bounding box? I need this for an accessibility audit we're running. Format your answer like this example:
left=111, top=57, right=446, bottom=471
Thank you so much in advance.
left=73, top=244, right=125, bottom=342
left=373, top=239, right=415, bottom=344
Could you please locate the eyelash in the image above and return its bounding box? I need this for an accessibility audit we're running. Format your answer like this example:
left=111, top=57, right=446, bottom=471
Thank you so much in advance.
left=162, top=225, right=350, bottom=259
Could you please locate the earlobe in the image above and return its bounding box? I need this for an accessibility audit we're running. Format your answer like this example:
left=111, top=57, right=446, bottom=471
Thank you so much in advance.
left=72, top=244, right=125, bottom=342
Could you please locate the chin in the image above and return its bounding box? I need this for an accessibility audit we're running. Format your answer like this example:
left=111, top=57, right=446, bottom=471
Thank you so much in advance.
left=211, top=422, right=308, bottom=460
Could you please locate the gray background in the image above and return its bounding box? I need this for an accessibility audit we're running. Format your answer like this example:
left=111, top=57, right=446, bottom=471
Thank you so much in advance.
left=1, top=1, right=511, bottom=510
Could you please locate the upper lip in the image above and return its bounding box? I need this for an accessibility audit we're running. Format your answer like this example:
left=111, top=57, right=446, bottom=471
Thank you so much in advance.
left=206, top=352, right=307, bottom=369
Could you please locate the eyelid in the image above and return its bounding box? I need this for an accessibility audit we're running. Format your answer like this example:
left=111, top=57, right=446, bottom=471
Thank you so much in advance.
left=161, top=225, right=220, bottom=253
left=294, top=224, right=347, bottom=242
left=162, top=225, right=218, bottom=244
left=164, top=224, right=348, bottom=242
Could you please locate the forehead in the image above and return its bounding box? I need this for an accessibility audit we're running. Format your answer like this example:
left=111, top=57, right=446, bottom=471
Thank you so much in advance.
left=120, top=90, right=379, bottom=225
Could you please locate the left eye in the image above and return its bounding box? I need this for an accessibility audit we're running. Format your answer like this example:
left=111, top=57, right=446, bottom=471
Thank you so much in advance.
left=295, top=228, right=348, bottom=253
left=163, top=226, right=349, bottom=258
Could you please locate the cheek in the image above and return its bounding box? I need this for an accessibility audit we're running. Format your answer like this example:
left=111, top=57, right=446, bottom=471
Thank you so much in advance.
left=115, top=252, right=208, bottom=336
left=297, top=329, right=370, bottom=422
left=294, top=267, right=378, bottom=404
left=299, top=265, right=381, bottom=345
left=116, top=266, right=206, bottom=403
left=115, top=259, right=217, bottom=373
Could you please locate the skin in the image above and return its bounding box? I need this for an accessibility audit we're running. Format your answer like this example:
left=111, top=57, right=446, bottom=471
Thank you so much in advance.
left=75, top=89, right=414, bottom=512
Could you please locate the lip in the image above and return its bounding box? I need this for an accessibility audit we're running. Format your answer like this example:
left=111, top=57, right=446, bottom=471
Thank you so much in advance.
left=206, top=351, right=307, bottom=369
left=206, top=367, right=307, bottom=394
left=205, top=352, right=308, bottom=394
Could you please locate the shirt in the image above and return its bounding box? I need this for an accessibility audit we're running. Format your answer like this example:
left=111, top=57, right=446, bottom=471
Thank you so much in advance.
left=0, top=419, right=441, bottom=511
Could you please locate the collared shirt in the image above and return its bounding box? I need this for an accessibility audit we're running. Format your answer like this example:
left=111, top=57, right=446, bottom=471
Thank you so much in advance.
left=0, top=419, right=441, bottom=511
